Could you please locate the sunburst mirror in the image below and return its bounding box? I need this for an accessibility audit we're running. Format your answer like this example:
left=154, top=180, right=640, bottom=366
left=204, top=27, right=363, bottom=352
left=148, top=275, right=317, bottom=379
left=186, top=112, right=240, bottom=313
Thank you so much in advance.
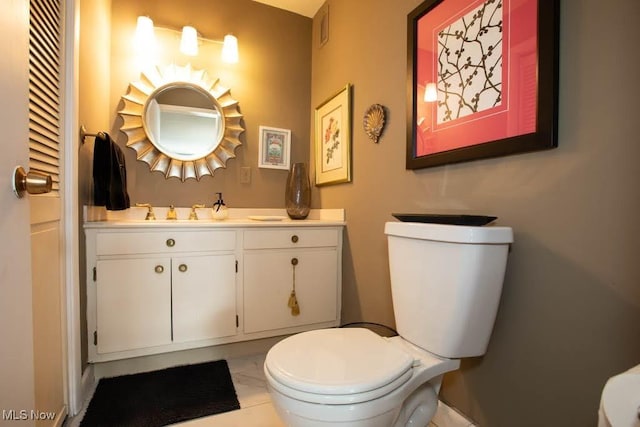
left=118, top=64, right=244, bottom=181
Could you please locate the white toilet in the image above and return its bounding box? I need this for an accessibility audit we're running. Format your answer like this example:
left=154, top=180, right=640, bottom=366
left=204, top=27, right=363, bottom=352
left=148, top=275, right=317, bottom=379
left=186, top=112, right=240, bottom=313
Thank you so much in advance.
left=265, top=221, right=514, bottom=426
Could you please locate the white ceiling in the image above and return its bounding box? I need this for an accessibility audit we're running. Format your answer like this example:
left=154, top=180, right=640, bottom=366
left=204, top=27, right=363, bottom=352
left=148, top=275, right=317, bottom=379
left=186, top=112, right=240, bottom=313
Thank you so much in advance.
left=251, top=0, right=325, bottom=18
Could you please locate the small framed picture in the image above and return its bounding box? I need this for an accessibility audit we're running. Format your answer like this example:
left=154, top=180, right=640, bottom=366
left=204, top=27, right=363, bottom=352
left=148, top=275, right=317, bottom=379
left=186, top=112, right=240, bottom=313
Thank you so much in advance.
left=314, top=84, right=352, bottom=185
left=258, top=126, right=291, bottom=170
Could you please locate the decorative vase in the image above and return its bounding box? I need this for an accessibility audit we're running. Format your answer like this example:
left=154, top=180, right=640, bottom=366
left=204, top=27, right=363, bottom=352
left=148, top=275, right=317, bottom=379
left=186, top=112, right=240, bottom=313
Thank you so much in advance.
left=285, top=163, right=311, bottom=219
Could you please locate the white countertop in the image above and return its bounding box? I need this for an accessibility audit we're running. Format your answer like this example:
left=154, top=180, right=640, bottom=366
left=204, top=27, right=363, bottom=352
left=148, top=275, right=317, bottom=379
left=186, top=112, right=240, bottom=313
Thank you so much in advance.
left=83, top=206, right=345, bottom=229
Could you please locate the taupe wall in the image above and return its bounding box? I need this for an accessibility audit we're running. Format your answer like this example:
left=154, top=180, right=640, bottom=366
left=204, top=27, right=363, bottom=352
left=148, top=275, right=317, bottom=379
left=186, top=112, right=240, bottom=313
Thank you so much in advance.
left=94, top=0, right=312, bottom=208
left=311, top=0, right=640, bottom=425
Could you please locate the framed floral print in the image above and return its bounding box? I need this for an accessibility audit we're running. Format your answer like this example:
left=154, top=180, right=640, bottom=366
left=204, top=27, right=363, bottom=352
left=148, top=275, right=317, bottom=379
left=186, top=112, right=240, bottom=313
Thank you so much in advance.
left=314, top=84, right=352, bottom=186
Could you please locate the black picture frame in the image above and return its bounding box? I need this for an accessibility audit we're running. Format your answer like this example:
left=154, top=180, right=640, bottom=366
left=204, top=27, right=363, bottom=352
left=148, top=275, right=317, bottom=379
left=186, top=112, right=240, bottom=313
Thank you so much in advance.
left=406, top=0, right=560, bottom=169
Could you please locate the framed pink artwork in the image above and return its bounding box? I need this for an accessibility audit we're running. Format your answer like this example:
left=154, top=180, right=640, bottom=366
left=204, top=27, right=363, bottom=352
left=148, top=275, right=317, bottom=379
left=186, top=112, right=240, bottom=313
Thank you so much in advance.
left=407, top=0, right=559, bottom=169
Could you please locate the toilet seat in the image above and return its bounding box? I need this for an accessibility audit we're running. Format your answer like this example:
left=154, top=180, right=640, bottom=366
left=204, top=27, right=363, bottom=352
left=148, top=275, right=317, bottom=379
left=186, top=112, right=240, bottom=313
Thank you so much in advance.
left=265, top=328, right=415, bottom=404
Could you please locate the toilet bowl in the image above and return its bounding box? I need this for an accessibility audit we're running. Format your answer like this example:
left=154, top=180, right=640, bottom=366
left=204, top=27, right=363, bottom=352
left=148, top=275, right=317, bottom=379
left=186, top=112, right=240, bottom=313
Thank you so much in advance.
left=265, top=221, right=513, bottom=426
left=598, top=364, right=640, bottom=427
left=265, top=328, right=459, bottom=426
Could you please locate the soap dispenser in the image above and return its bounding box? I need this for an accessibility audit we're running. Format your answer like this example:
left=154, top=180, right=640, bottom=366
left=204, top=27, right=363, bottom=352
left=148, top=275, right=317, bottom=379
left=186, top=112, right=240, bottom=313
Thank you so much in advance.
left=212, top=192, right=228, bottom=220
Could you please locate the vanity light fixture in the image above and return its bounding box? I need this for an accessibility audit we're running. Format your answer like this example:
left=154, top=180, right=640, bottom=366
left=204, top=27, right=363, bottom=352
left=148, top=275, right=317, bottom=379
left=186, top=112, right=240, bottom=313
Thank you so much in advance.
left=134, top=16, right=155, bottom=52
left=180, top=25, right=199, bottom=56
left=424, top=82, right=438, bottom=102
left=221, top=34, right=239, bottom=63
left=135, top=16, right=239, bottom=64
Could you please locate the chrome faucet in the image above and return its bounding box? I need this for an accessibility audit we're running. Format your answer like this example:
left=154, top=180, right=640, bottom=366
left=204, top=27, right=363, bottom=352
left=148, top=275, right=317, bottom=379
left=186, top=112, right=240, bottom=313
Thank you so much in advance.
left=189, top=204, right=205, bottom=220
left=135, top=203, right=156, bottom=220
left=166, top=205, right=177, bottom=220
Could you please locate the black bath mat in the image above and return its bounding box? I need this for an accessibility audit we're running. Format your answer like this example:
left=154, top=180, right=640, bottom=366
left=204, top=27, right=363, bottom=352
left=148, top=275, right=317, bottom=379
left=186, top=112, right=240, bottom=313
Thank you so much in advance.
left=80, top=359, right=240, bottom=427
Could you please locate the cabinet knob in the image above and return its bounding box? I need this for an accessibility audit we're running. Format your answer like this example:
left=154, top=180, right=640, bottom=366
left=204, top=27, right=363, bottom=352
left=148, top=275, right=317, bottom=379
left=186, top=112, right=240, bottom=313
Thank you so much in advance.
left=166, top=238, right=176, bottom=247
left=155, top=265, right=164, bottom=274
left=291, top=235, right=299, bottom=243
left=178, top=264, right=188, bottom=272
left=291, top=257, right=298, bottom=266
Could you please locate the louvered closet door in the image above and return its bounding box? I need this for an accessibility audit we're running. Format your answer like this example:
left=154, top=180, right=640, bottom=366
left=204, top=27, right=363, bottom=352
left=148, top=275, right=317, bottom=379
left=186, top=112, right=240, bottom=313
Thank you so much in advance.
left=29, top=0, right=67, bottom=424
left=30, top=0, right=61, bottom=192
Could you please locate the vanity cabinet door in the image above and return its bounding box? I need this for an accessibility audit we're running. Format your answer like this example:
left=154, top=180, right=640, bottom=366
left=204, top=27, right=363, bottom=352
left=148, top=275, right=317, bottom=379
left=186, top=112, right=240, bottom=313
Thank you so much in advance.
left=172, top=254, right=237, bottom=343
left=243, top=249, right=339, bottom=333
left=96, top=257, right=172, bottom=354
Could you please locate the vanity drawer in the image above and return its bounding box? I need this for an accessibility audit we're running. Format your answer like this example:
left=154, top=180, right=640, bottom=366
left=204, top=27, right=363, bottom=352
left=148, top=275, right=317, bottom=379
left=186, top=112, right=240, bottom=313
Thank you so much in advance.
left=243, top=228, right=338, bottom=249
left=96, top=230, right=236, bottom=255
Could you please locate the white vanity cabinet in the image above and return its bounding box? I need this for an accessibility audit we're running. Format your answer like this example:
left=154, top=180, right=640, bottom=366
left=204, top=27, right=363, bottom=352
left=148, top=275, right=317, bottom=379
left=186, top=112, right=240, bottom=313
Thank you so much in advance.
left=170, top=254, right=237, bottom=344
left=85, top=210, right=344, bottom=363
left=86, top=228, right=238, bottom=362
left=243, top=228, right=340, bottom=334
left=95, top=257, right=172, bottom=354
left=96, top=254, right=237, bottom=354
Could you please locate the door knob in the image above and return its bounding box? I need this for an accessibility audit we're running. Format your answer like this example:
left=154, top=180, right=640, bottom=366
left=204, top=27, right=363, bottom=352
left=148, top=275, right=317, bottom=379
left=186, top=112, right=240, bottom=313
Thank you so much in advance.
left=12, top=166, right=52, bottom=198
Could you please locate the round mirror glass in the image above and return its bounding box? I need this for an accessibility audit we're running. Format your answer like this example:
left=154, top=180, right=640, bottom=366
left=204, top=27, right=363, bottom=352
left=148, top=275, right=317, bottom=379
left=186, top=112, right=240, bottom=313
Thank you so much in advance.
left=143, top=84, right=224, bottom=162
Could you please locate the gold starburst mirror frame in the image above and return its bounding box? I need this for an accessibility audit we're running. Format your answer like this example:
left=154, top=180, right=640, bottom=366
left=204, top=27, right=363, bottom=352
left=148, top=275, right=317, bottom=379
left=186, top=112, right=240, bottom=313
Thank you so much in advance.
left=118, top=64, right=244, bottom=181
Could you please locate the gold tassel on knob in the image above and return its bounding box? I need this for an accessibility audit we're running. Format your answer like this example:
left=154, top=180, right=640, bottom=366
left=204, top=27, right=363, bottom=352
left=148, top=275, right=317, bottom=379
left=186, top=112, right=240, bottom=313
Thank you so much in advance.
left=288, top=258, right=300, bottom=316
left=290, top=292, right=300, bottom=316
left=288, top=290, right=296, bottom=309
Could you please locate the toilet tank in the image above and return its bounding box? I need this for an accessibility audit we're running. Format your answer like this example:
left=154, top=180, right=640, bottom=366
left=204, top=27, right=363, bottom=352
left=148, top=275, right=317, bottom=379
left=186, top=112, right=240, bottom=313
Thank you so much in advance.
left=384, top=222, right=513, bottom=358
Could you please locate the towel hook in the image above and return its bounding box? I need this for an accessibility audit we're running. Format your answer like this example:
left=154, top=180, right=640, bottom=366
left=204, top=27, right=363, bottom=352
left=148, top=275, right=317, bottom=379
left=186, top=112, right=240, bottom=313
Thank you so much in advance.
left=80, top=125, right=106, bottom=144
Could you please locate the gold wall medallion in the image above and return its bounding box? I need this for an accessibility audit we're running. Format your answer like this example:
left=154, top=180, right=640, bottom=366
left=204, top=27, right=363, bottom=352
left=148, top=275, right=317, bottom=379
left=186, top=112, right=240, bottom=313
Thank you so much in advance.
left=363, top=104, right=386, bottom=144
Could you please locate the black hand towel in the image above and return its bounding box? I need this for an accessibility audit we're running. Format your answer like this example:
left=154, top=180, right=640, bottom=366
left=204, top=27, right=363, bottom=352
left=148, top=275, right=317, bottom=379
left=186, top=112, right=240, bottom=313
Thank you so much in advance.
left=93, top=133, right=131, bottom=210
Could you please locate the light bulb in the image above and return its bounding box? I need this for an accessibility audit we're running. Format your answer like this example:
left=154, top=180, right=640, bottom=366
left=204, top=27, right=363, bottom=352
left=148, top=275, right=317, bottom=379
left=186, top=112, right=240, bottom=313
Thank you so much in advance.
left=134, top=16, right=155, bottom=52
left=180, top=26, right=199, bottom=56
left=221, top=34, right=239, bottom=64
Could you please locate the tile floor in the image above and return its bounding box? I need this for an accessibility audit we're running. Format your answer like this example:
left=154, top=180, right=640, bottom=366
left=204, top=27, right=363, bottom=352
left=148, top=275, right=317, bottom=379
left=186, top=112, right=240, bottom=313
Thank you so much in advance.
left=67, top=353, right=446, bottom=426
left=174, top=353, right=283, bottom=426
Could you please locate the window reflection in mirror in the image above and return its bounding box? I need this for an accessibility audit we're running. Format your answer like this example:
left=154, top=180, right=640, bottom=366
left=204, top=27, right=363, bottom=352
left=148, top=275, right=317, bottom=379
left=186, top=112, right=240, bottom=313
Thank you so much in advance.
left=143, top=85, right=223, bottom=161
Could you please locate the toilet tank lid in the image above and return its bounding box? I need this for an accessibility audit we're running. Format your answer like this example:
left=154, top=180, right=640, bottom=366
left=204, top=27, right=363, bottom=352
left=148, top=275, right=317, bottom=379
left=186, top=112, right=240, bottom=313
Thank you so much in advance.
left=385, top=221, right=513, bottom=244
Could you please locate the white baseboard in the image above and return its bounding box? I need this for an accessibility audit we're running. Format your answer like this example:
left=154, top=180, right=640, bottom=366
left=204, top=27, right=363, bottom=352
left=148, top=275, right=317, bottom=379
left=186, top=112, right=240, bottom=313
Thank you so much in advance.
left=67, top=365, right=95, bottom=418
left=431, top=400, right=477, bottom=427
left=92, top=336, right=283, bottom=379
left=79, top=365, right=95, bottom=402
